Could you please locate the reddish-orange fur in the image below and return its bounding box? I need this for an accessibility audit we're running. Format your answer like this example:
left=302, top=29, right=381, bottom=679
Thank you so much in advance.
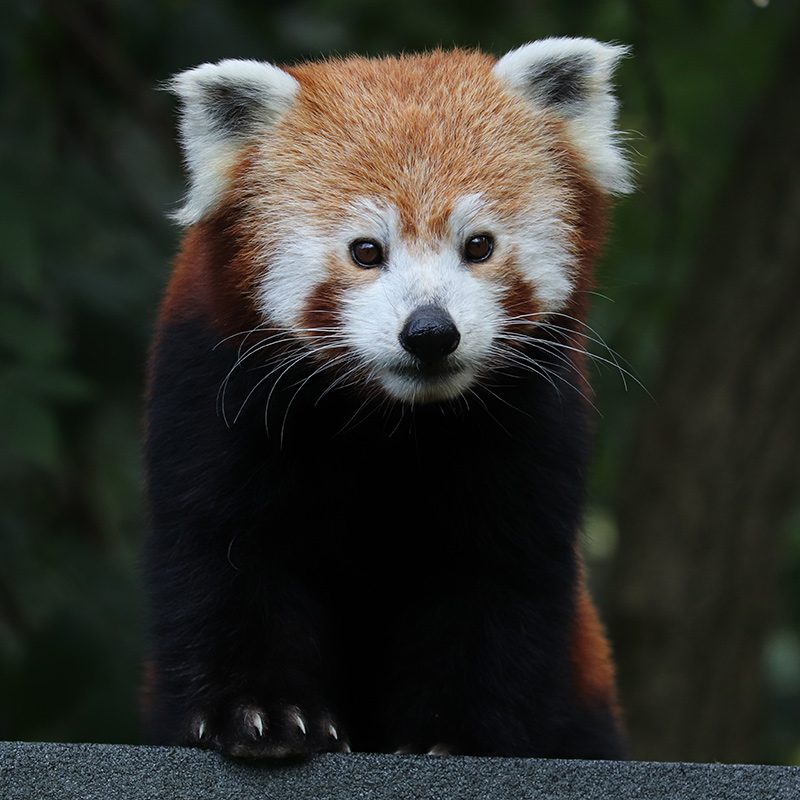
left=176, top=51, right=600, bottom=313
left=162, top=50, right=611, bottom=375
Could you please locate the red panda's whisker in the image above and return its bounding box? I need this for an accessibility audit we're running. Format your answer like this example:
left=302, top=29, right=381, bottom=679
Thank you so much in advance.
left=336, top=379, right=386, bottom=437
left=314, top=361, right=369, bottom=406
left=466, top=386, right=514, bottom=435
left=486, top=347, right=565, bottom=403
left=488, top=342, right=603, bottom=413
left=512, top=355, right=601, bottom=415
left=236, top=329, right=339, bottom=358
left=525, top=319, right=632, bottom=382
left=493, top=328, right=644, bottom=396
left=214, top=327, right=342, bottom=371
left=218, top=337, right=305, bottom=422
left=228, top=333, right=342, bottom=383
left=231, top=348, right=323, bottom=428
left=495, top=338, right=583, bottom=377
left=237, top=329, right=341, bottom=355
left=222, top=356, right=284, bottom=427
left=527, top=338, right=648, bottom=395
left=262, top=351, right=323, bottom=435
left=580, top=289, right=617, bottom=304
left=508, top=311, right=626, bottom=362
left=386, top=403, right=407, bottom=438
left=506, top=318, right=623, bottom=362
left=279, top=353, right=354, bottom=448
left=502, top=321, right=599, bottom=354
left=213, top=324, right=273, bottom=350
left=259, top=339, right=354, bottom=435
left=507, top=310, right=610, bottom=338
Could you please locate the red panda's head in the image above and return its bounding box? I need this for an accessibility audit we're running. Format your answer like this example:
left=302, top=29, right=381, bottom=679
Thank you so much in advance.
left=168, top=41, right=631, bottom=404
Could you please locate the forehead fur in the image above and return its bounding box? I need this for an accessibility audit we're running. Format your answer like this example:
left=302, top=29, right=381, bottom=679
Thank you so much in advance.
left=246, top=49, right=574, bottom=237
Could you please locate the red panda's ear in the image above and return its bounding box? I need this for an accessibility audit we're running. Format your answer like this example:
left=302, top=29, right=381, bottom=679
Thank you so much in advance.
left=166, top=59, right=299, bottom=225
left=493, top=38, right=632, bottom=195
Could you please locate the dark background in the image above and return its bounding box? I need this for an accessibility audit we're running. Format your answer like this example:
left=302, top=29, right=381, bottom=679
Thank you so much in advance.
left=2, top=0, right=799, bottom=764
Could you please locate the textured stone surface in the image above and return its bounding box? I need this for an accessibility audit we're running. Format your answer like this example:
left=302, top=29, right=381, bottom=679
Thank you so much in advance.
left=2, top=741, right=800, bottom=800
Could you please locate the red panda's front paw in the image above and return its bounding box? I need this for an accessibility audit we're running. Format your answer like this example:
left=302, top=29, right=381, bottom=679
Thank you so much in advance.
left=189, top=700, right=349, bottom=759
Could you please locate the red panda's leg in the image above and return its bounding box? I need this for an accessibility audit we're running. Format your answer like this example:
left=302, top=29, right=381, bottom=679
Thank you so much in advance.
left=380, top=542, right=581, bottom=757
left=558, top=566, right=628, bottom=758
left=569, top=575, right=620, bottom=716
left=143, top=316, right=347, bottom=758
left=373, top=375, right=626, bottom=758
left=381, top=563, right=626, bottom=759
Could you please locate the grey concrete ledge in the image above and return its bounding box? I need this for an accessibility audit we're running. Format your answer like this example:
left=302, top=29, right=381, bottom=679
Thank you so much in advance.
left=2, top=741, right=799, bottom=800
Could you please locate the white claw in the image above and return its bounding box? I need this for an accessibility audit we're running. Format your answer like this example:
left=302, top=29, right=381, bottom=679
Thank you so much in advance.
left=328, top=723, right=338, bottom=741
left=427, top=744, right=450, bottom=756
left=293, top=712, right=307, bottom=736
left=197, top=720, right=207, bottom=740
left=394, top=746, right=412, bottom=754
left=245, top=708, right=266, bottom=737
left=342, top=742, right=352, bottom=753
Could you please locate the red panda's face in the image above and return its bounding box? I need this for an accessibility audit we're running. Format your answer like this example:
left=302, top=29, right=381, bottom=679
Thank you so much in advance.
left=170, top=42, right=630, bottom=404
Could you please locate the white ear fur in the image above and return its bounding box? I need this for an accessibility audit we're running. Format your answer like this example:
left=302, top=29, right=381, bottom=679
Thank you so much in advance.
left=167, top=59, right=299, bottom=225
left=493, top=38, right=632, bottom=194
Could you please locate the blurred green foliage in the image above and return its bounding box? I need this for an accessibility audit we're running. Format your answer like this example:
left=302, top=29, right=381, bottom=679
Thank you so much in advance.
left=1, top=0, right=798, bottom=760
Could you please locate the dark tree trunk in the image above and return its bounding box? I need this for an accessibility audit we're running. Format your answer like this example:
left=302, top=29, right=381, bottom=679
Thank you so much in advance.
left=607, top=28, right=800, bottom=763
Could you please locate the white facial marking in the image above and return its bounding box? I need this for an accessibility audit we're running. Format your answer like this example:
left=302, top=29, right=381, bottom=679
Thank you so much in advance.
left=509, top=196, right=575, bottom=311
left=340, top=197, right=399, bottom=245
left=256, top=218, right=329, bottom=329
left=339, top=204, right=506, bottom=403
left=257, top=190, right=578, bottom=405
left=449, top=193, right=487, bottom=240
left=339, top=194, right=575, bottom=402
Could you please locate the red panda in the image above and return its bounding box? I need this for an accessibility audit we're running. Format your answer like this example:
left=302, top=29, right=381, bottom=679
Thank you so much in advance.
left=144, top=39, right=631, bottom=759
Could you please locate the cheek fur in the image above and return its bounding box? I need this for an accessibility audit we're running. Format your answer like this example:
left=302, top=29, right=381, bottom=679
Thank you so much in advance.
left=339, top=278, right=404, bottom=369
left=255, top=229, right=329, bottom=329
left=500, top=197, right=577, bottom=314
left=488, top=257, right=540, bottom=322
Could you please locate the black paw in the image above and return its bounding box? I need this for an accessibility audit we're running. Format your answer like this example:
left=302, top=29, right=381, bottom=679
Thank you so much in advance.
left=188, top=700, right=349, bottom=759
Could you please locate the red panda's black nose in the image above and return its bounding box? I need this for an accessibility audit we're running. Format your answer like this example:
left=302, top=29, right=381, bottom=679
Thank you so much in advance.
left=399, top=305, right=461, bottom=363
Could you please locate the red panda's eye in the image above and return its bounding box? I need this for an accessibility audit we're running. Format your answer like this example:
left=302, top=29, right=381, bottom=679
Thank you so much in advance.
left=464, top=235, right=494, bottom=263
left=350, top=239, right=384, bottom=268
